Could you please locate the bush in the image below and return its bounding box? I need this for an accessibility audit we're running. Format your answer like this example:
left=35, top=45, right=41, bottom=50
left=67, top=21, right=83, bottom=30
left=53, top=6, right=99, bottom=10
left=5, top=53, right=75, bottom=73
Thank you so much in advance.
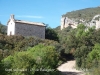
left=3, top=44, right=60, bottom=75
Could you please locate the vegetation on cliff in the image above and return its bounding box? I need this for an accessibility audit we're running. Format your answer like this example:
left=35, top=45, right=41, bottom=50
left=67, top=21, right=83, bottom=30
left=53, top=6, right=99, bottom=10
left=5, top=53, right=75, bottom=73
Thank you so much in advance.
left=62, top=6, right=100, bottom=21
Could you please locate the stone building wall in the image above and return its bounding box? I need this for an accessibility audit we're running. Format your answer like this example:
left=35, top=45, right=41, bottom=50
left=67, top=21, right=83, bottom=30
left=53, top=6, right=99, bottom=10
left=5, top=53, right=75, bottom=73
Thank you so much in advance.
left=15, top=23, right=45, bottom=39
left=7, top=17, right=15, bottom=35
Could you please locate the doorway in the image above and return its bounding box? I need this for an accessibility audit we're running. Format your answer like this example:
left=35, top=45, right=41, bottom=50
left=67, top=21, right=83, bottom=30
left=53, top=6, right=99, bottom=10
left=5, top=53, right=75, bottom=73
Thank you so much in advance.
left=10, top=31, right=12, bottom=35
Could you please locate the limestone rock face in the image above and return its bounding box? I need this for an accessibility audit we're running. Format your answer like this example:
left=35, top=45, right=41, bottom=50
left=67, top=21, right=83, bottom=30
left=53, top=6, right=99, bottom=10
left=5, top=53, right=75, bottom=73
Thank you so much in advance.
left=61, top=15, right=100, bottom=30
left=61, top=17, right=78, bottom=30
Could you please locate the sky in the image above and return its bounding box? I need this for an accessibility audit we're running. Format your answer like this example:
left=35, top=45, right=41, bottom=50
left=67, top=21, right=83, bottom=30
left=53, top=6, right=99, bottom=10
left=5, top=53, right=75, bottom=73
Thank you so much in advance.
left=0, top=0, right=100, bottom=28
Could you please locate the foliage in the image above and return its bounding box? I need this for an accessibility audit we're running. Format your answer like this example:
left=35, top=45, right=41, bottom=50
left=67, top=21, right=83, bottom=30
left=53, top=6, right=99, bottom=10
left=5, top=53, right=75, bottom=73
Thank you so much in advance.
left=0, top=23, right=7, bottom=34
left=3, top=44, right=60, bottom=75
left=54, top=23, right=100, bottom=75
left=28, top=44, right=60, bottom=69
left=62, top=6, right=100, bottom=22
left=0, top=34, right=63, bottom=58
left=86, top=43, right=100, bottom=68
left=85, top=43, right=100, bottom=75
left=45, top=27, right=59, bottom=42
left=88, top=43, right=100, bottom=61
left=54, top=24, right=96, bottom=69
left=0, top=33, right=62, bottom=75
left=0, top=60, right=6, bottom=75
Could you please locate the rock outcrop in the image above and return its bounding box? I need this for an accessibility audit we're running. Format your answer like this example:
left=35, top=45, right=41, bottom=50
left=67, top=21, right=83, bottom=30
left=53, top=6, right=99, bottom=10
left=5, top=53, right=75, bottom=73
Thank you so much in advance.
left=61, top=17, right=78, bottom=30
left=61, top=15, right=100, bottom=30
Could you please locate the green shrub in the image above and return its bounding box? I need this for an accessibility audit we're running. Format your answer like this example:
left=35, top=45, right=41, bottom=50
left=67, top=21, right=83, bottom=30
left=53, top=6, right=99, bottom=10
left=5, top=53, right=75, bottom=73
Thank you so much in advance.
left=2, top=44, right=60, bottom=75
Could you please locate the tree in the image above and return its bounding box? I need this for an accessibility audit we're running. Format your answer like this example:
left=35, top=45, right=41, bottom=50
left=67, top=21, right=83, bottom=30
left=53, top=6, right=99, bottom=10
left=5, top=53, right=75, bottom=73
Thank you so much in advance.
left=86, top=43, right=100, bottom=68
left=3, top=44, right=60, bottom=75
left=0, top=23, right=7, bottom=34
left=85, top=43, right=100, bottom=75
left=45, top=27, right=59, bottom=42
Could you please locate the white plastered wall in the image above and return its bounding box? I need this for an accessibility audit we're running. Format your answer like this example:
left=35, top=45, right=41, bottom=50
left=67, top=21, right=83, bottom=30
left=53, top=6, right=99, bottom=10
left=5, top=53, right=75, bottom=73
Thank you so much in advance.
left=7, top=19, right=15, bottom=35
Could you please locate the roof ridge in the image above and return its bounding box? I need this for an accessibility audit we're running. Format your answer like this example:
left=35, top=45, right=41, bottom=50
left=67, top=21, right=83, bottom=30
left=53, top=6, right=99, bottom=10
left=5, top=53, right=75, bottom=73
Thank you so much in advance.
left=15, top=19, right=46, bottom=26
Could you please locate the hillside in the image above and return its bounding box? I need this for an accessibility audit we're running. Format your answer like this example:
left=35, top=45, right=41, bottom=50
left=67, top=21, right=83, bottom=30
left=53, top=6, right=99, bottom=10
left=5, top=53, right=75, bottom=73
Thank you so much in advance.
left=61, top=6, right=100, bottom=30
left=62, top=6, right=100, bottom=21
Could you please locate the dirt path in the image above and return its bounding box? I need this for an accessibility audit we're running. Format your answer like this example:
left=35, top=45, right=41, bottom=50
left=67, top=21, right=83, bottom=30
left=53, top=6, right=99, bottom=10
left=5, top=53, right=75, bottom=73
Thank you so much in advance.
left=57, top=60, right=85, bottom=75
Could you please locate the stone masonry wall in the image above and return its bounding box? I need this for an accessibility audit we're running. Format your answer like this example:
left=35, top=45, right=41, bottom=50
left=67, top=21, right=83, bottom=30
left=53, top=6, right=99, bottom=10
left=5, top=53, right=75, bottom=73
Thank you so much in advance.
left=15, top=23, right=45, bottom=39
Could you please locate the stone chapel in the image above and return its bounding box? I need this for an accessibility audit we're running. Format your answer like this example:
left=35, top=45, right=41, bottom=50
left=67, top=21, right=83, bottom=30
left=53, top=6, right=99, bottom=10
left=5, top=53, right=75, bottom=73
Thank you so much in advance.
left=7, top=15, right=46, bottom=39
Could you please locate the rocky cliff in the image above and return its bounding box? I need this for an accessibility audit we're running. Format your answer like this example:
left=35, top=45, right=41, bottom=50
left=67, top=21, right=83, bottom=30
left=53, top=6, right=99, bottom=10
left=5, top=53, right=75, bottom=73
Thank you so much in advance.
left=61, top=17, right=78, bottom=30
left=61, top=7, right=100, bottom=30
left=61, top=15, right=100, bottom=30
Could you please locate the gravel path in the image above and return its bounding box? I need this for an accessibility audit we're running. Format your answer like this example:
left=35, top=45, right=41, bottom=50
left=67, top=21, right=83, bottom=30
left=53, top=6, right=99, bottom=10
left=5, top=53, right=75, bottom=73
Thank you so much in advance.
left=57, top=60, right=85, bottom=75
